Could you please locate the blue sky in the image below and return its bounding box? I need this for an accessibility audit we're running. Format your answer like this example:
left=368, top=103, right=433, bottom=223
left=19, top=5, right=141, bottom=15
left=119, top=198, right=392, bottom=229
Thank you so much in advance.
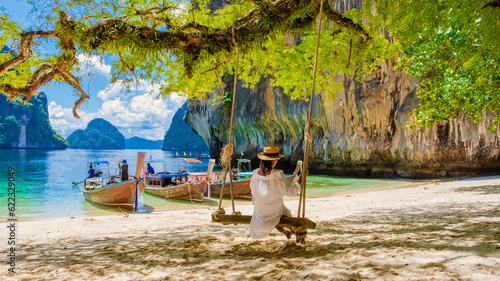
left=1, top=1, right=186, bottom=140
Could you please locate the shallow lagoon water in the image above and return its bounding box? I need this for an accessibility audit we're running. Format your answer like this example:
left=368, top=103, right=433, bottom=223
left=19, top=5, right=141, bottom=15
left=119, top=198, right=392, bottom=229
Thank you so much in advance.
left=0, top=149, right=415, bottom=219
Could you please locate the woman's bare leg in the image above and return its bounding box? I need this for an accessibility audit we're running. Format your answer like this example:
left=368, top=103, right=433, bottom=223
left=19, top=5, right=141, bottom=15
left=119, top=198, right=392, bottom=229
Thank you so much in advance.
left=276, top=226, right=292, bottom=239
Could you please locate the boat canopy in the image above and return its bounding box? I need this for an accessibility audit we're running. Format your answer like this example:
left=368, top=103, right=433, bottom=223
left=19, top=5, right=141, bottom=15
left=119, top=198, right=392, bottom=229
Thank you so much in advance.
left=236, top=171, right=253, bottom=177
left=87, top=160, right=111, bottom=178
left=196, top=153, right=210, bottom=158
left=179, top=158, right=202, bottom=163
left=158, top=172, right=189, bottom=179
left=145, top=159, right=168, bottom=163
left=237, top=159, right=251, bottom=174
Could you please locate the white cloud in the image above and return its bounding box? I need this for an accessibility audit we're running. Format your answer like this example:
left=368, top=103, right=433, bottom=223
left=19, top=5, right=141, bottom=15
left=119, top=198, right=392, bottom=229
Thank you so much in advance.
left=76, top=54, right=112, bottom=78
left=49, top=84, right=187, bottom=141
left=48, top=101, right=70, bottom=119
left=136, top=80, right=187, bottom=105
left=172, top=2, right=188, bottom=17
left=48, top=101, right=97, bottom=137
left=49, top=55, right=189, bottom=141
left=97, top=80, right=175, bottom=102
left=97, top=82, right=123, bottom=101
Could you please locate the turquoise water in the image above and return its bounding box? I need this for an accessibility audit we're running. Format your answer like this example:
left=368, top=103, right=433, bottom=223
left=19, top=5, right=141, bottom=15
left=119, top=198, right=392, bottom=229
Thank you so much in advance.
left=0, top=149, right=414, bottom=219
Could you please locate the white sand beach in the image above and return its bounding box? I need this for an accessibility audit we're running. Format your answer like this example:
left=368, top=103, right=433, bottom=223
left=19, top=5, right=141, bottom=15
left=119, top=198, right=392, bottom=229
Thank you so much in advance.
left=4, top=176, right=500, bottom=280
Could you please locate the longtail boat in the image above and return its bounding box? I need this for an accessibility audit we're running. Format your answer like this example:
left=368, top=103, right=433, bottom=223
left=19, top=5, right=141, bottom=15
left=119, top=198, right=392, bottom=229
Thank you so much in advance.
left=144, top=159, right=215, bottom=202
left=208, top=159, right=253, bottom=199
left=81, top=152, right=146, bottom=210
left=188, top=171, right=225, bottom=183
left=196, top=153, right=211, bottom=159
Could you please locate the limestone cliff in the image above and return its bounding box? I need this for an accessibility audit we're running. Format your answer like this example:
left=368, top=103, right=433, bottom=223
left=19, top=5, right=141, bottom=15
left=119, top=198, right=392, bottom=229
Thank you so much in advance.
left=0, top=92, right=68, bottom=149
left=184, top=0, right=500, bottom=178
left=185, top=61, right=500, bottom=178
left=161, top=102, right=208, bottom=151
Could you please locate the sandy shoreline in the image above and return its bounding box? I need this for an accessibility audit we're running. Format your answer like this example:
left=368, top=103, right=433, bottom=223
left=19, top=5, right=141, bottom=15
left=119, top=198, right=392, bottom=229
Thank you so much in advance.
left=4, top=176, right=500, bottom=280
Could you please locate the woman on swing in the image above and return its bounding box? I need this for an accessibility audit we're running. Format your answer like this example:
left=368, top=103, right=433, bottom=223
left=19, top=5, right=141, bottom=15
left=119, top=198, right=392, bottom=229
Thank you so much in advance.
left=249, top=146, right=307, bottom=239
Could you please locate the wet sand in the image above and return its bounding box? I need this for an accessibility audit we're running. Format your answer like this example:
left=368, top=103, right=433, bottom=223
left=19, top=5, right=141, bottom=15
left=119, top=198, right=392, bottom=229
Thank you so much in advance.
left=4, top=176, right=500, bottom=280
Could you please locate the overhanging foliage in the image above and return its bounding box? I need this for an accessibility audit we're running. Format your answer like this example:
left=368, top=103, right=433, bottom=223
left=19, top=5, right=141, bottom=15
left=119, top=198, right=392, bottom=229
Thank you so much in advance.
left=0, top=0, right=498, bottom=130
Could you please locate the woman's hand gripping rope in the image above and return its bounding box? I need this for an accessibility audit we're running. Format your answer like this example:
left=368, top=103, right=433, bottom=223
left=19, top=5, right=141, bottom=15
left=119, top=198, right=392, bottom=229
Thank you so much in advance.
left=293, top=160, right=303, bottom=183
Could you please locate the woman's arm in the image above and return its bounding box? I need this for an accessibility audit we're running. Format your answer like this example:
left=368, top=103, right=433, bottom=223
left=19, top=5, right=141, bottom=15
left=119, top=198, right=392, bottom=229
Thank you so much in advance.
left=276, top=170, right=301, bottom=197
left=297, top=170, right=309, bottom=185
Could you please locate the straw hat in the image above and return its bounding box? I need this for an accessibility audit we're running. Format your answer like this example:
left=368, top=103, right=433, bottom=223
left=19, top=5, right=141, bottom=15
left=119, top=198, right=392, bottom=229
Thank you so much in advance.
left=257, top=146, right=284, bottom=160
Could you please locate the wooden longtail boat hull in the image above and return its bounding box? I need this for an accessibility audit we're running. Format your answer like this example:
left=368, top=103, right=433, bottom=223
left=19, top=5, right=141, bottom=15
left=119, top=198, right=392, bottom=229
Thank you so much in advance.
left=188, top=172, right=225, bottom=183
left=209, top=175, right=296, bottom=200
left=82, top=181, right=146, bottom=210
left=209, top=179, right=252, bottom=200
left=144, top=180, right=208, bottom=203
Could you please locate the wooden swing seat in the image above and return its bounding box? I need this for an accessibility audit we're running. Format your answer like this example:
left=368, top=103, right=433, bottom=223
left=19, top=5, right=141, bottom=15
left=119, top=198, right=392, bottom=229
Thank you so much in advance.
left=216, top=214, right=316, bottom=229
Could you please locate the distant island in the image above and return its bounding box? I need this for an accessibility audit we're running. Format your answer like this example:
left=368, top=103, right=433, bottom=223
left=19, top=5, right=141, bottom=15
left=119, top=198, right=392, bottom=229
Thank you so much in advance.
left=66, top=120, right=162, bottom=149
left=0, top=92, right=67, bottom=149
left=162, top=102, right=208, bottom=151
left=125, top=136, right=162, bottom=149
left=66, top=118, right=125, bottom=149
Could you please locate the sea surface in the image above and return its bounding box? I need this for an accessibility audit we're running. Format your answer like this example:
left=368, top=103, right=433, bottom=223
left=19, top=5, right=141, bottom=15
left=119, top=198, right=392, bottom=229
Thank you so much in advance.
left=0, top=149, right=415, bottom=220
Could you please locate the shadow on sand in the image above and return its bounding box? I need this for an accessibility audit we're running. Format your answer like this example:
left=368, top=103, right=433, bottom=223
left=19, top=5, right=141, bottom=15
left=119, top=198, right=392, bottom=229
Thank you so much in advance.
left=13, top=186, right=500, bottom=280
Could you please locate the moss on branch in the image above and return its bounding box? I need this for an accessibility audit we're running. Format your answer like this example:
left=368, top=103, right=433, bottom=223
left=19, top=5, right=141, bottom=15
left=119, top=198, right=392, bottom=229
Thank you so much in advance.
left=1, top=0, right=372, bottom=117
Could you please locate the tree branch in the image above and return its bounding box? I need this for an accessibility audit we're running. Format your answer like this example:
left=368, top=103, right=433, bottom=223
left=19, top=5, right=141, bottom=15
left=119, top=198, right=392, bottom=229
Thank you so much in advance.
left=482, top=0, right=500, bottom=9
left=0, top=31, right=56, bottom=75
left=0, top=67, right=58, bottom=102
left=346, top=38, right=352, bottom=68
left=130, top=6, right=175, bottom=19
left=86, top=0, right=371, bottom=50
left=59, top=69, right=89, bottom=119
left=27, top=64, right=52, bottom=85
left=322, top=4, right=370, bottom=42
left=118, top=52, right=139, bottom=88
left=0, top=11, right=83, bottom=114
left=200, top=56, right=233, bottom=75
left=83, top=0, right=371, bottom=77
left=1, top=0, right=373, bottom=118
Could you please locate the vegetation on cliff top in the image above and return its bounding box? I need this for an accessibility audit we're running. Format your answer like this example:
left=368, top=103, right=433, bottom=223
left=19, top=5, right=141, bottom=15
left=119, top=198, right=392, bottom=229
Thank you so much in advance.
left=66, top=118, right=125, bottom=149
left=162, top=102, right=208, bottom=151
left=0, top=92, right=68, bottom=148
left=0, top=0, right=499, bottom=130
left=0, top=115, right=20, bottom=148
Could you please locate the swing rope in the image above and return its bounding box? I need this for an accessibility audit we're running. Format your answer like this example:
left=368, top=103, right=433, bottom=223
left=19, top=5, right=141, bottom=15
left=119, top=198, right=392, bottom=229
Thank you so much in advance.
left=216, top=26, right=240, bottom=216
left=297, top=0, right=324, bottom=219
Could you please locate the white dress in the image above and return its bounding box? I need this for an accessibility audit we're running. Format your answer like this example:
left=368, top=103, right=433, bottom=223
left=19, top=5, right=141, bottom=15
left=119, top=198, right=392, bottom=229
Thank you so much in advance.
left=249, top=169, right=300, bottom=239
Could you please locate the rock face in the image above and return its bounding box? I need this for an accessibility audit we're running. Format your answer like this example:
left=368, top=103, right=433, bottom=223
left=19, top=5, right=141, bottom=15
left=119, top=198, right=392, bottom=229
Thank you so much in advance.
left=185, top=61, right=500, bottom=178
left=0, top=92, right=68, bottom=149
left=67, top=118, right=125, bottom=149
left=162, top=102, right=208, bottom=151
left=184, top=0, right=500, bottom=178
